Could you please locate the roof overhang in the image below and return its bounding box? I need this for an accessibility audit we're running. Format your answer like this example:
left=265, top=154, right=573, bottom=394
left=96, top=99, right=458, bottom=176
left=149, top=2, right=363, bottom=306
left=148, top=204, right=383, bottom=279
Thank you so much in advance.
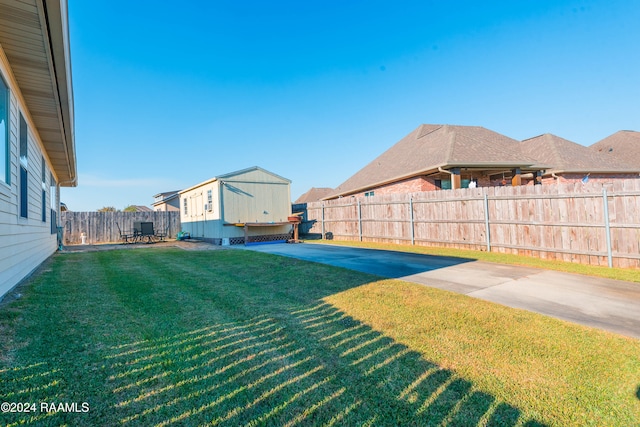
left=0, top=0, right=76, bottom=186
left=324, top=162, right=548, bottom=200
left=544, top=169, right=640, bottom=176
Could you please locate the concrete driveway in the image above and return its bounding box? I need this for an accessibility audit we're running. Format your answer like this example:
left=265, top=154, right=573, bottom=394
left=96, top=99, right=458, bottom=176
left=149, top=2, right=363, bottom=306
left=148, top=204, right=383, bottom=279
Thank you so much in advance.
left=243, top=243, right=640, bottom=339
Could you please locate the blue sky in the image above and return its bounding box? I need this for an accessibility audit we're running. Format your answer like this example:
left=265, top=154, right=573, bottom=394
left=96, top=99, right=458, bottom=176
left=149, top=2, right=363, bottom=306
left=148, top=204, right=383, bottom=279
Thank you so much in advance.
left=63, top=0, right=640, bottom=211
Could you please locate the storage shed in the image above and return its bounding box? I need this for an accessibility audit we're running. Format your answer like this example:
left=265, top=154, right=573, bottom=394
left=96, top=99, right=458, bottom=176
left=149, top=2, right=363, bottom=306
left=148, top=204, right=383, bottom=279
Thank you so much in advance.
left=179, top=166, right=293, bottom=245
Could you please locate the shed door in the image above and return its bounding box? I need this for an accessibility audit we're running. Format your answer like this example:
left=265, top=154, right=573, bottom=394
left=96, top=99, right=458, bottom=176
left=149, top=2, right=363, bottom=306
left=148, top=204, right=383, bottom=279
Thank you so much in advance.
left=194, top=193, right=204, bottom=238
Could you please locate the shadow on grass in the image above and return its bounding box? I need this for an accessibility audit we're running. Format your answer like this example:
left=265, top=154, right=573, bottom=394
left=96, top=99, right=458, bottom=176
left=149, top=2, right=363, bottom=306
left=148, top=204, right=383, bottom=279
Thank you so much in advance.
left=0, top=309, right=549, bottom=426
left=97, top=303, right=547, bottom=426
left=244, top=242, right=478, bottom=280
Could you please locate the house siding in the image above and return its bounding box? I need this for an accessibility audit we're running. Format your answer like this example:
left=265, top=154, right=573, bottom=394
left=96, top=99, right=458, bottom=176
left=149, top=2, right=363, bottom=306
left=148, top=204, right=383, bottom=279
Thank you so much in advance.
left=0, top=49, right=58, bottom=298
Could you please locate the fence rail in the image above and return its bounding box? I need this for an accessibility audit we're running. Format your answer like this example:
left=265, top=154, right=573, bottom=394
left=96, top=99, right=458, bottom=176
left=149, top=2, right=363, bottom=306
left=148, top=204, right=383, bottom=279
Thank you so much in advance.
left=297, top=180, right=640, bottom=268
left=61, top=211, right=181, bottom=245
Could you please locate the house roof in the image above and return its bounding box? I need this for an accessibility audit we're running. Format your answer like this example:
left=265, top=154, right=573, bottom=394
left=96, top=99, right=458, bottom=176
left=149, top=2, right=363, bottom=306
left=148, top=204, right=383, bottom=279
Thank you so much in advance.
left=522, top=133, right=638, bottom=174
left=0, top=0, right=76, bottom=186
left=153, top=190, right=181, bottom=199
left=326, top=124, right=542, bottom=199
left=294, top=187, right=333, bottom=204
left=152, top=191, right=180, bottom=206
left=179, top=166, right=290, bottom=194
left=589, top=130, right=640, bottom=168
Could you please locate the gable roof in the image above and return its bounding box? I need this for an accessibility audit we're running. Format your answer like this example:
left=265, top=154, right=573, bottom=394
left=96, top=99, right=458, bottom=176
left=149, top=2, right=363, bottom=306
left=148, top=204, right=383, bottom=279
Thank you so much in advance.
left=0, top=0, right=76, bottom=185
left=589, top=130, right=640, bottom=168
left=522, top=133, right=638, bottom=174
left=326, top=124, right=542, bottom=198
left=179, top=166, right=290, bottom=194
left=153, top=190, right=181, bottom=199
left=294, top=187, right=333, bottom=204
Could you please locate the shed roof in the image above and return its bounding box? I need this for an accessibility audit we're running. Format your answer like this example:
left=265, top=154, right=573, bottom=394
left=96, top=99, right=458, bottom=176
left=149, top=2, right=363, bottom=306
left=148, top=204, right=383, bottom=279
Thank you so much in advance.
left=179, top=166, right=290, bottom=194
left=589, top=130, right=640, bottom=168
left=522, top=133, right=638, bottom=174
left=0, top=0, right=76, bottom=185
left=326, top=124, right=542, bottom=199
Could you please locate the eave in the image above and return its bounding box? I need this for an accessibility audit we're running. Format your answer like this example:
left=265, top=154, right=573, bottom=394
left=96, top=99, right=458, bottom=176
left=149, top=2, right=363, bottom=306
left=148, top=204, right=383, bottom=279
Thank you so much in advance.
left=0, top=0, right=76, bottom=186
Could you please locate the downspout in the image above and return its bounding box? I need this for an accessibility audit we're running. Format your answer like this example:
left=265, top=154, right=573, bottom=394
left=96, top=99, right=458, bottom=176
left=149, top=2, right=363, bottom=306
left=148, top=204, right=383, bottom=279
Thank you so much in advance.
left=438, top=166, right=453, bottom=176
left=551, top=173, right=560, bottom=185
left=438, top=166, right=454, bottom=189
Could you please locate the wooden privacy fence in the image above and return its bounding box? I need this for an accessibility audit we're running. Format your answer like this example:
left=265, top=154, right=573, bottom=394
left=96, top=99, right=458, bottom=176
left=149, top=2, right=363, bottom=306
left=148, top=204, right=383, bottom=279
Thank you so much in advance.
left=60, top=211, right=181, bottom=245
left=300, top=179, right=640, bottom=268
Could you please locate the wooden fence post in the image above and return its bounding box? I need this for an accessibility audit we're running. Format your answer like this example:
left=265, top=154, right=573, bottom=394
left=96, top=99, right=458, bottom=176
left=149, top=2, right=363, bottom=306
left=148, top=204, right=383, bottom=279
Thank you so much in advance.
left=357, top=199, right=362, bottom=241
left=484, top=193, right=491, bottom=252
left=409, top=196, right=415, bottom=245
left=321, top=203, right=325, bottom=239
left=603, top=188, right=612, bottom=268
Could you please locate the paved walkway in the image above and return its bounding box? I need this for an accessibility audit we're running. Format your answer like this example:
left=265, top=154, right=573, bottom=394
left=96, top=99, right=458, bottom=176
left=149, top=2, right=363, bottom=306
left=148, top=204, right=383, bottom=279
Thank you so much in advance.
left=243, top=243, right=640, bottom=339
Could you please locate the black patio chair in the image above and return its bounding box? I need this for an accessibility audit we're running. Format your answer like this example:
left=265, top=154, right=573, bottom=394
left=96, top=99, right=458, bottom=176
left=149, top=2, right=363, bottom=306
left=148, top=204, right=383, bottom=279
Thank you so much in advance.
left=140, top=222, right=155, bottom=243
left=155, top=225, right=168, bottom=242
left=116, top=223, right=134, bottom=244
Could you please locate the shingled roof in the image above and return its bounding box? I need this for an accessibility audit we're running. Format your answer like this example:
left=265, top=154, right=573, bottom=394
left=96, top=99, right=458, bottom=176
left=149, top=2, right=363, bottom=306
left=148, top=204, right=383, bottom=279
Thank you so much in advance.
left=589, top=130, right=640, bottom=168
left=522, top=133, right=638, bottom=174
left=326, top=124, right=541, bottom=198
left=294, top=187, right=334, bottom=204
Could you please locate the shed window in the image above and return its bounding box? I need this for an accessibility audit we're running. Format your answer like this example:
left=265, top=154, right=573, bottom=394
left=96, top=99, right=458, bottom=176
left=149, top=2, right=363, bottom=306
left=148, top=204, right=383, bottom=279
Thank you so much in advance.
left=0, top=75, right=8, bottom=184
left=183, top=198, right=188, bottom=216
left=19, top=113, right=28, bottom=218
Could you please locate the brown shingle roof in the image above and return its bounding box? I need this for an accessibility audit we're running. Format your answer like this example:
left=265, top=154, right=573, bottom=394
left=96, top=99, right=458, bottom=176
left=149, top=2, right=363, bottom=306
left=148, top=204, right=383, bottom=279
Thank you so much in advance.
left=522, top=133, right=637, bottom=173
left=589, top=130, right=640, bottom=168
left=326, top=124, right=540, bottom=198
left=294, top=187, right=334, bottom=204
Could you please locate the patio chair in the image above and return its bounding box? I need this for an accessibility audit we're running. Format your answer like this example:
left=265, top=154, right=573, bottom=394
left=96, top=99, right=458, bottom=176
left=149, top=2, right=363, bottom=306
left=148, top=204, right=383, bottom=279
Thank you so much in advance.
left=116, top=223, right=133, bottom=244
left=155, top=226, right=168, bottom=242
left=140, top=222, right=155, bottom=243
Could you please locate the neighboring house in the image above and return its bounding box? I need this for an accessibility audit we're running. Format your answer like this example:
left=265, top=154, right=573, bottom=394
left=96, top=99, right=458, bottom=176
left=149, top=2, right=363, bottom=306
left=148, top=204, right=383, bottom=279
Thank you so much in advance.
left=179, top=166, right=293, bottom=245
left=0, top=0, right=76, bottom=297
left=522, top=133, right=639, bottom=184
left=126, top=205, right=153, bottom=212
left=590, top=130, right=640, bottom=169
left=152, top=190, right=180, bottom=212
left=294, top=187, right=333, bottom=204
left=324, top=124, right=545, bottom=200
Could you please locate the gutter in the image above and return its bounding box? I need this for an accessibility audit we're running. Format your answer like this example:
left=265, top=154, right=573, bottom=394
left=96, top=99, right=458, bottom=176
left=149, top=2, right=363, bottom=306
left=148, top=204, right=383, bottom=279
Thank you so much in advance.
left=438, top=166, right=454, bottom=176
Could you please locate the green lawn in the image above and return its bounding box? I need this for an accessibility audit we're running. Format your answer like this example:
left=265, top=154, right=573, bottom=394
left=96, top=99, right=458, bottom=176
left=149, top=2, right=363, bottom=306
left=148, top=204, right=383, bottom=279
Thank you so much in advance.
left=0, top=248, right=638, bottom=426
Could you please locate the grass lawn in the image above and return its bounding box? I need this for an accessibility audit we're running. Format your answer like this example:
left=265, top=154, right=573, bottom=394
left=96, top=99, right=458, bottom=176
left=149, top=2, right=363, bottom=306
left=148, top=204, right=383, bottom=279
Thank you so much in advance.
left=306, top=239, right=640, bottom=283
left=0, top=248, right=638, bottom=426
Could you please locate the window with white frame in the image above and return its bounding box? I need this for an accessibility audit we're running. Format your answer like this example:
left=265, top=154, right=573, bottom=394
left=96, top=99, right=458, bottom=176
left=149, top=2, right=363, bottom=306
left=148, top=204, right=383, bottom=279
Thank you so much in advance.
left=19, top=113, right=28, bottom=218
left=0, top=74, right=8, bottom=185
left=41, top=156, right=46, bottom=222
left=183, top=197, right=188, bottom=216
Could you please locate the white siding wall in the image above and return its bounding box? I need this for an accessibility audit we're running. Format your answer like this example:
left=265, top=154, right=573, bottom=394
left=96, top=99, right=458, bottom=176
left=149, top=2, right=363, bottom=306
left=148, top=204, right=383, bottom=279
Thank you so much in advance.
left=0, top=51, right=58, bottom=298
left=180, top=180, right=221, bottom=239
left=220, top=168, right=291, bottom=224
